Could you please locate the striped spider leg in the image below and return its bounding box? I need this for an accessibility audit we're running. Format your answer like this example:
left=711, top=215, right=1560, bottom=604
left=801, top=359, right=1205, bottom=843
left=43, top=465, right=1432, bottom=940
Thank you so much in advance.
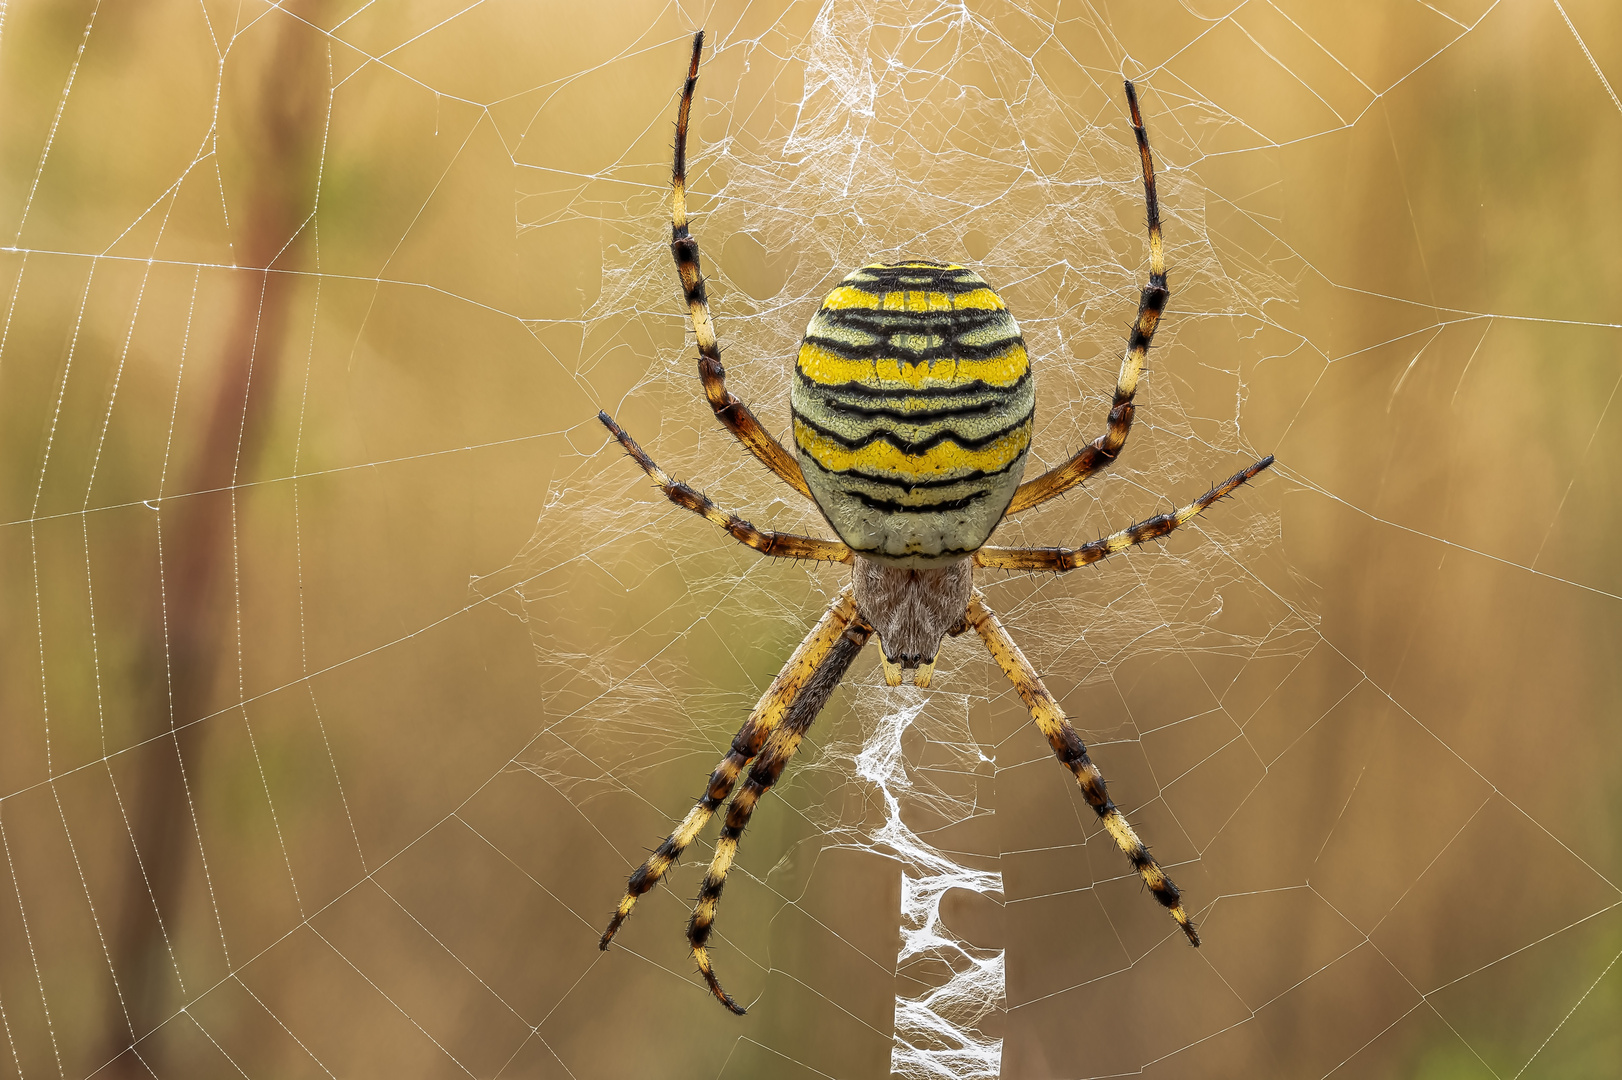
left=976, top=456, right=1276, bottom=572
left=1004, top=80, right=1168, bottom=517
left=597, top=412, right=851, bottom=564
left=687, top=619, right=871, bottom=1013
left=596, top=585, right=865, bottom=963
left=596, top=412, right=868, bottom=1012
left=669, top=31, right=812, bottom=500
left=968, top=455, right=1276, bottom=943
left=965, top=592, right=1201, bottom=942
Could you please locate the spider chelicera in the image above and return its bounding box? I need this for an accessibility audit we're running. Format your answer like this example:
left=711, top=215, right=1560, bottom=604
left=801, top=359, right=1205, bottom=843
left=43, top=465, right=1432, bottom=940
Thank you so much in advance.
left=596, top=31, right=1274, bottom=1014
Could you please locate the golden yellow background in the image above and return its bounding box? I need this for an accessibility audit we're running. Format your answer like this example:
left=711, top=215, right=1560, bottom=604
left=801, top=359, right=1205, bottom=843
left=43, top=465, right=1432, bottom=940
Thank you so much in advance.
left=1, top=1, right=1618, bottom=1077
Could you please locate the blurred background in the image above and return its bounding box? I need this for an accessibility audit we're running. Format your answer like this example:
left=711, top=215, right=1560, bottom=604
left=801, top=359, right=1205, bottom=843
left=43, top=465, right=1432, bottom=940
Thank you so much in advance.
left=1, top=1, right=1619, bottom=1077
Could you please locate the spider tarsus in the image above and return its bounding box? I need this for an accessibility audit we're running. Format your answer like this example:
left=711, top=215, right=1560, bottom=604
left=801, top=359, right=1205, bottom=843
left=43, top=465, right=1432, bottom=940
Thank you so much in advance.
left=695, top=948, right=747, bottom=1015
left=1167, top=901, right=1201, bottom=946
left=708, top=977, right=747, bottom=1016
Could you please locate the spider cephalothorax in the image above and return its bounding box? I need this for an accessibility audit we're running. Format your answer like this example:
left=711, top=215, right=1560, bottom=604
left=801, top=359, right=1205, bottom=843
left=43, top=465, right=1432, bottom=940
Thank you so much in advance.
left=594, top=31, right=1274, bottom=1015
left=852, top=557, right=973, bottom=687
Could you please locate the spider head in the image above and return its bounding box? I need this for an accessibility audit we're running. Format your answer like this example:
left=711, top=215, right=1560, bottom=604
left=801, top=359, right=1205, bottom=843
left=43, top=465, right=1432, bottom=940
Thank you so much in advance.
left=879, top=652, right=936, bottom=688
left=853, top=556, right=974, bottom=688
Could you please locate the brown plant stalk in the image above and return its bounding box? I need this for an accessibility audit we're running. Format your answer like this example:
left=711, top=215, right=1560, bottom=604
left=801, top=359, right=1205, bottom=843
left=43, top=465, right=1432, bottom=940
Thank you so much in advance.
left=99, top=8, right=329, bottom=1075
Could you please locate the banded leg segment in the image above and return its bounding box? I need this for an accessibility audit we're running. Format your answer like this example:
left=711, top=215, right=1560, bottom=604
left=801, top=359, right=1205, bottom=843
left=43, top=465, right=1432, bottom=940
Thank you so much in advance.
left=976, top=456, right=1273, bottom=572
left=600, top=412, right=852, bottom=564
left=966, top=591, right=1199, bottom=945
left=599, top=589, right=862, bottom=950
left=690, top=622, right=872, bottom=1014
left=670, top=31, right=812, bottom=500
left=1006, top=80, right=1167, bottom=517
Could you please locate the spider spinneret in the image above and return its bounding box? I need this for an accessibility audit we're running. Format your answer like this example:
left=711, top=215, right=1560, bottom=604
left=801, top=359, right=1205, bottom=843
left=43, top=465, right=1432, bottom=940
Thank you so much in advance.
left=592, top=30, right=1275, bottom=1015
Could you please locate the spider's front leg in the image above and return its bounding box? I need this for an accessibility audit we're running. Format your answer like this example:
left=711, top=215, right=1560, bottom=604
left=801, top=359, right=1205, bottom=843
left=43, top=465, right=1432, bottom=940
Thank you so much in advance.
left=688, top=620, right=872, bottom=1014
left=599, top=588, right=861, bottom=949
left=966, top=591, right=1200, bottom=944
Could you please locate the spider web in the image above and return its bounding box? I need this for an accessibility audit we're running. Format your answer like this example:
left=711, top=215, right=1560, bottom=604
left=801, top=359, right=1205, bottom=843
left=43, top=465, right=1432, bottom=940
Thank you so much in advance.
left=1, top=1, right=1619, bottom=1078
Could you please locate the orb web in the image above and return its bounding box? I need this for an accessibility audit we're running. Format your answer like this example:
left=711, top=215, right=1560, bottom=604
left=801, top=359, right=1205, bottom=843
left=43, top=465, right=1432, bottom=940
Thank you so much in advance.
left=2, top=1, right=1619, bottom=1078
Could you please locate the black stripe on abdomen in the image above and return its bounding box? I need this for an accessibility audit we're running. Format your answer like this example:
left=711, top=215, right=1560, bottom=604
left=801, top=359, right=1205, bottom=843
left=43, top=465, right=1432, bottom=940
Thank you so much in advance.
left=794, top=411, right=1032, bottom=453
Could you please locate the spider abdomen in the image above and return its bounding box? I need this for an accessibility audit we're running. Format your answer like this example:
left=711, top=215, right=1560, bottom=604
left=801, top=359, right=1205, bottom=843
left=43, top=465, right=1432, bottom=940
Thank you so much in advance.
left=791, top=262, right=1033, bottom=566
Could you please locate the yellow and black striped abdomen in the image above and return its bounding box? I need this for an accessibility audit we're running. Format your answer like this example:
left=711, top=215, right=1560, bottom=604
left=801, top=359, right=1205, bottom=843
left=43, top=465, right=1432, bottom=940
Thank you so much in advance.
left=792, top=262, right=1033, bottom=566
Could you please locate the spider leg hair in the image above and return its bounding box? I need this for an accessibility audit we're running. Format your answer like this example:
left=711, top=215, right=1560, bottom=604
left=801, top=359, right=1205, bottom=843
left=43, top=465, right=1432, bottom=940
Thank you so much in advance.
left=600, top=588, right=863, bottom=951
left=689, top=620, right=873, bottom=1014
left=1005, top=79, right=1168, bottom=516
left=669, top=31, right=812, bottom=500
left=965, top=591, right=1199, bottom=945
left=599, top=412, right=853, bottom=564
left=976, top=455, right=1274, bottom=572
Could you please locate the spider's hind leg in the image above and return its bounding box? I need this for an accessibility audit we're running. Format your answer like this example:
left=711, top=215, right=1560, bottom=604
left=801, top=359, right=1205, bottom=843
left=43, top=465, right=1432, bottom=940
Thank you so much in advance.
left=667, top=31, right=811, bottom=499
left=1004, top=79, right=1169, bottom=517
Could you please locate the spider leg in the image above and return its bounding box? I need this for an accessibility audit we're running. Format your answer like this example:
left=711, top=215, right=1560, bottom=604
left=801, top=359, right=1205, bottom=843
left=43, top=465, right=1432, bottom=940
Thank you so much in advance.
left=1005, top=80, right=1167, bottom=517
left=975, top=455, right=1273, bottom=572
left=670, top=31, right=812, bottom=500
left=600, top=588, right=863, bottom=950
left=964, top=590, right=1200, bottom=945
left=600, top=412, right=853, bottom=564
left=689, top=620, right=872, bottom=1014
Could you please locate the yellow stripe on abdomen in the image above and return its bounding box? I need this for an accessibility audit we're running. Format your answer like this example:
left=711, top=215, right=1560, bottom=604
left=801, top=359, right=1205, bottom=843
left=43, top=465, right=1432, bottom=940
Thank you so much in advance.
left=793, top=419, right=1030, bottom=482
left=797, top=341, right=1029, bottom=390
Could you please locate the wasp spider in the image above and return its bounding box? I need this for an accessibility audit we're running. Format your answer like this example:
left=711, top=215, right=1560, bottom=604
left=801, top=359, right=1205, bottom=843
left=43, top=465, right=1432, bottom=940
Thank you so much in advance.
left=596, top=31, right=1275, bottom=1014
